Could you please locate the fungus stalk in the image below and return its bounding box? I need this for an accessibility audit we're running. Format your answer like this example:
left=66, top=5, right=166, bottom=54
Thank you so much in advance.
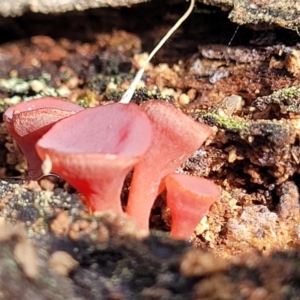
left=119, top=0, right=195, bottom=104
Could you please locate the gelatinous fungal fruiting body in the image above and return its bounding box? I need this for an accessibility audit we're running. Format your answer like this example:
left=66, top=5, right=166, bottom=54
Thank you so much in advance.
left=3, top=97, right=84, bottom=179
left=126, top=100, right=212, bottom=230
left=36, top=103, right=152, bottom=214
left=165, top=173, right=220, bottom=240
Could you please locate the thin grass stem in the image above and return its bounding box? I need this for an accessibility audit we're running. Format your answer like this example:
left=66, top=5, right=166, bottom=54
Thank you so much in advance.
left=119, top=0, right=195, bottom=104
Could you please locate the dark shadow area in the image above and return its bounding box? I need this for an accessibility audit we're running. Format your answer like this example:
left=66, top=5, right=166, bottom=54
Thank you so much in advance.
left=0, top=1, right=297, bottom=64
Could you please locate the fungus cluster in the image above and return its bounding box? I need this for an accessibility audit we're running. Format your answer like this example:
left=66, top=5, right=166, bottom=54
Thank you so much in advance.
left=3, top=0, right=218, bottom=240
left=4, top=97, right=220, bottom=239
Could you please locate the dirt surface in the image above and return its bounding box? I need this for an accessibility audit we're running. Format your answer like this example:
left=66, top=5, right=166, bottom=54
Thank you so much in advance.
left=200, top=0, right=300, bottom=31
left=1, top=1, right=300, bottom=299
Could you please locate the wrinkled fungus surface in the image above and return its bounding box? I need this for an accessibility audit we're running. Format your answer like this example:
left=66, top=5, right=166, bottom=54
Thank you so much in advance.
left=3, top=97, right=84, bottom=179
left=36, top=103, right=152, bottom=214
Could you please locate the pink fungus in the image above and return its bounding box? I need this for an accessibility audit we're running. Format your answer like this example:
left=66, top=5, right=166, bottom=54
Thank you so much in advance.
left=3, top=97, right=84, bottom=179
left=165, top=173, right=220, bottom=240
left=36, top=103, right=152, bottom=214
left=126, top=100, right=212, bottom=230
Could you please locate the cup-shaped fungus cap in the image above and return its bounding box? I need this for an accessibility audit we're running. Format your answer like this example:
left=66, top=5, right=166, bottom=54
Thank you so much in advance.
left=126, top=100, right=212, bottom=230
left=3, top=97, right=84, bottom=179
left=36, top=103, right=152, bottom=214
left=165, top=173, right=220, bottom=240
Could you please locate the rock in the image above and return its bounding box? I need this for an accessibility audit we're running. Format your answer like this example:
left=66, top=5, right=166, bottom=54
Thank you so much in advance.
left=1, top=0, right=299, bottom=35
left=199, top=0, right=300, bottom=32
left=0, top=0, right=147, bottom=17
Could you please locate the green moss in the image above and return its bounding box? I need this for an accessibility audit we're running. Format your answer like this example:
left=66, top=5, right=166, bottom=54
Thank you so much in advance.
left=76, top=99, right=89, bottom=108
left=104, top=89, right=124, bottom=101
left=88, top=74, right=133, bottom=94
left=280, top=86, right=300, bottom=99
left=0, top=78, right=30, bottom=94
left=200, top=112, right=250, bottom=133
left=252, top=85, right=300, bottom=115
left=105, top=87, right=173, bottom=103
left=0, top=75, right=74, bottom=112
left=75, top=90, right=99, bottom=108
